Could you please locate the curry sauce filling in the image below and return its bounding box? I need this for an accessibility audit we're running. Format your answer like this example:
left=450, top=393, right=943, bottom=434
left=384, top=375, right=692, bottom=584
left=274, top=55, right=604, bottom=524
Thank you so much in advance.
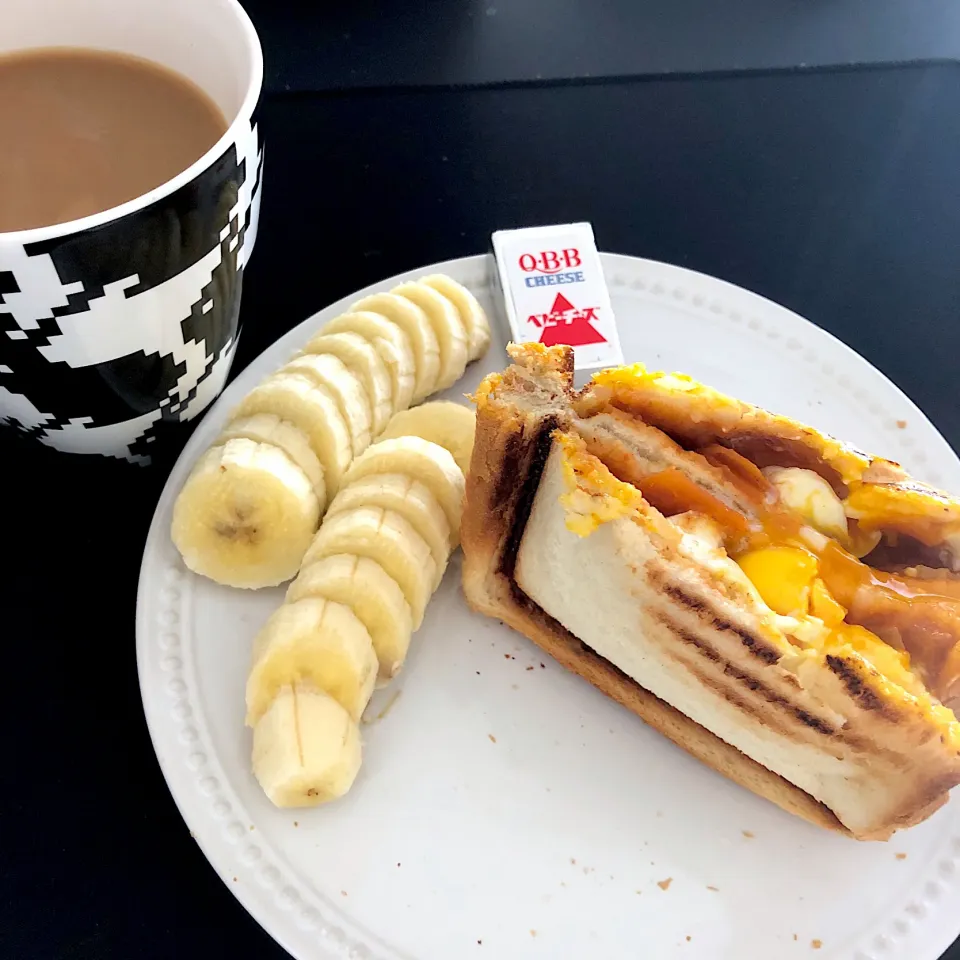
left=554, top=384, right=960, bottom=744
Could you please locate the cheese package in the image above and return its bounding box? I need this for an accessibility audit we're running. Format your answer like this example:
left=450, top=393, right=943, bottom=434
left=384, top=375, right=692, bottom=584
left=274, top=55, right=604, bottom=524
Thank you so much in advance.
left=492, top=223, right=623, bottom=371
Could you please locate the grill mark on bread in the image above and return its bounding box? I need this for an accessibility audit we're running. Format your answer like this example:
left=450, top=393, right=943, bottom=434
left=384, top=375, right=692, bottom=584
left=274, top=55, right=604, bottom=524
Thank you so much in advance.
left=727, top=663, right=835, bottom=735
left=685, top=663, right=784, bottom=731
left=657, top=582, right=781, bottom=666
left=826, top=655, right=898, bottom=720
left=653, top=609, right=835, bottom=736
left=650, top=612, right=782, bottom=730
left=497, top=415, right=559, bottom=583
left=651, top=611, right=720, bottom=663
left=493, top=428, right=525, bottom=518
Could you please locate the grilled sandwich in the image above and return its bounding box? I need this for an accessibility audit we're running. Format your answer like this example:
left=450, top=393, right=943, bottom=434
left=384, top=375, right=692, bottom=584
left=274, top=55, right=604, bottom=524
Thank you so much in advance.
left=461, top=343, right=960, bottom=840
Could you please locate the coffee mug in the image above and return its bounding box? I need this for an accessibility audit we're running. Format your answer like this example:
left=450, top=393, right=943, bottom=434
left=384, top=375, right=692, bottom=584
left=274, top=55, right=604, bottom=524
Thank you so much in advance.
left=0, top=0, right=263, bottom=463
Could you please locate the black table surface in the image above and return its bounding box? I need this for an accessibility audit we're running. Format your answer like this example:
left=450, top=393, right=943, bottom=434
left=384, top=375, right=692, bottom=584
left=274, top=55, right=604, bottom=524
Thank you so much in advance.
left=245, top=0, right=960, bottom=90
left=5, top=46, right=960, bottom=960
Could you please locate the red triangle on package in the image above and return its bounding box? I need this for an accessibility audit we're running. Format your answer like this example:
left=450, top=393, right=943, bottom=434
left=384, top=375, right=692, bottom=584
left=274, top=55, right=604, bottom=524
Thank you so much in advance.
left=549, top=292, right=576, bottom=314
left=540, top=315, right=607, bottom=347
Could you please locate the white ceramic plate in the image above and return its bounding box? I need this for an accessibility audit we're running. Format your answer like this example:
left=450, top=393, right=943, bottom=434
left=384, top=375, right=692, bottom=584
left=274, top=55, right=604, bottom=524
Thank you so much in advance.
left=138, top=254, right=960, bottom=960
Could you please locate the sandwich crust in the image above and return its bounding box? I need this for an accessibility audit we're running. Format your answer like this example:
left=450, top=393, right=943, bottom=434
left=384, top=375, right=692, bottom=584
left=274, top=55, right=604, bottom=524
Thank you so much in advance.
left=461, top=344, right=960, bottom=839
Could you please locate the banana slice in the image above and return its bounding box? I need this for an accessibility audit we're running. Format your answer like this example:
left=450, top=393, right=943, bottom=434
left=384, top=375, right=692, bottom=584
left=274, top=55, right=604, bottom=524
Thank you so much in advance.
left=302, top=506, right=436, bottom=628
left=234, top=373, right=352, bottom=495
left=171, top=438, right=320, bottom=589
left=327, top=473, right=450, bottom=585
left=217, top=414, right=326, bottom=507
left=420, top=274, right=491, bottom=361
left=352, top=293, right=440, bottom=402
left=252, top=682, right=362, bottom=808
left=342, top=436, right=465, bottom=547
left=300, top=332, right=393, bottom=435
left=377, top=401, right=476, bottom=475
left=280, top=353, right=372, bottom=457
left=391, top=282, right=468, bottom=391
left=324, top=311, right=416, bottom=413
left=286, top=554, right=413, bottom=680
left=246, top=597, right=378, bottom=725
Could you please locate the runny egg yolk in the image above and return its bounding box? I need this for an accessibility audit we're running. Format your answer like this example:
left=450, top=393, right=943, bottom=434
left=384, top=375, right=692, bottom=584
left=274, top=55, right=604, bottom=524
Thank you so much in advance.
left=736, top=545, right=916, bottom=686
left=736, top=546, right=819, bottom=618
left=809, top=576, right=846, bottom=626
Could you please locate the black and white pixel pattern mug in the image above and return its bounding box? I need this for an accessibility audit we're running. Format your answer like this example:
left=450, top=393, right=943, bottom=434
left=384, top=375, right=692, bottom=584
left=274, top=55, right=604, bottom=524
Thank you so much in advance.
left=0, top=0, right=263, bottom=463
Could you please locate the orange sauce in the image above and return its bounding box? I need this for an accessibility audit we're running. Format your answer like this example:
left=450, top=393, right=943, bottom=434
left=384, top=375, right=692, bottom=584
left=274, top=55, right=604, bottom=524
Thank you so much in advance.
left=637, top=468, right=752, bottom=540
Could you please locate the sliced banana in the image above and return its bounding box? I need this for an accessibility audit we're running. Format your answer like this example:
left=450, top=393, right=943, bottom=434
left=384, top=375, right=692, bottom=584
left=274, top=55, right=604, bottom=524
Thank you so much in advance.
left=302, top=506, right=436, bottom=628
left=280, top=353, right=372, bottom=457
left=327, top=473, right=451, bottom=585
left=171, top=438, right=320, bottom=589
left=300, top=331, right=393, bottom=435
left=252, top=681, right=362, bottom=808
left=352, top=293, right=440, bottom=402
left=286, top=554, right=413, bottom=680
left=377, top=401, right=476, bottom=475
left=234, top=373, right=353, bottom=495
left=216, top=414, right=326, bottom=507
left=342, top=436, right=465, bottom=547
left=246, top=597, right=378, bottom=725
left=324, top=311, right=416, bottom=413
left=392, top=282, right=468, bottom=390
left=420, top=274, right=491, bottom=361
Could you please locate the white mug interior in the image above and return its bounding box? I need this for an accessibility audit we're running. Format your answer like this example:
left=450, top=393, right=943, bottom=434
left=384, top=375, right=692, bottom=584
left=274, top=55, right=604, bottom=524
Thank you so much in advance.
left=0, top=0, right=263, bottom=242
